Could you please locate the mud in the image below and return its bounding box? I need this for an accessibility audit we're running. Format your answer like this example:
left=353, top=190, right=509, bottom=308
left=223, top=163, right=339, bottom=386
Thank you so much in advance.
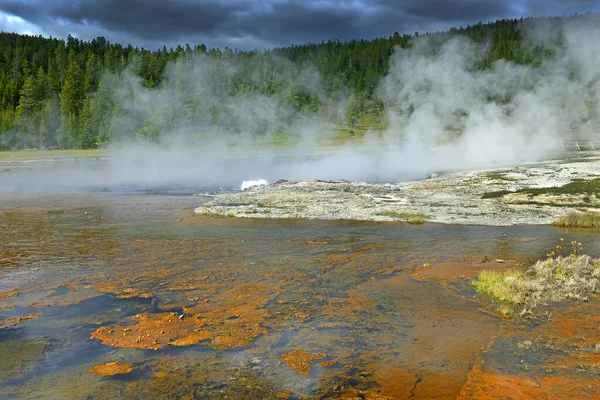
left=88, top=362, right=134, bottom=377
left=195, top=155, right=600, bottom=225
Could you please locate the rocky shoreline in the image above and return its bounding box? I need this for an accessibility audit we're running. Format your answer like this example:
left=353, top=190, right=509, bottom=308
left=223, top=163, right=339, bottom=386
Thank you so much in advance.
left=195, top=154, right=600, bottom=226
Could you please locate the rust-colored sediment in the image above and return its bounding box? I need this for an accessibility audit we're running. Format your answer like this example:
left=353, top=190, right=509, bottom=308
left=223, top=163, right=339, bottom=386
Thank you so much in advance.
left=91, top=312, right=208, bottom=350
left=0, top=289, right=20, bottom=300
left=0, top=313, right=42, bottom=328
left=276, top=390, right=292, bottom=399
left=88, top=361, right=133, bottom=376
left=170, top=330, right=213, bottom=347
left=92, top=284, right=273, bottom=351
left=341, top=389, right=396, bottom=399
left=280, top=349, right=326, bottom=375
left=457, top=364, right=590, bottom=399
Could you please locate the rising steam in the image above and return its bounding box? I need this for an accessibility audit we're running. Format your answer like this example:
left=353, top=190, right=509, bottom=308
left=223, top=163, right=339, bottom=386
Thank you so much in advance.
left=104, top=15, right=598, bottom=187
left=4, top=15, right=600, bottom=192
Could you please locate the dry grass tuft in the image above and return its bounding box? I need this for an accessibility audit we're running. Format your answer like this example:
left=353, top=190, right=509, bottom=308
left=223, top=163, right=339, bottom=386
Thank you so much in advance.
left=196, top=208, right=235, bottom=218
left=552, top=212, right=600, bottom=228
left=377, top=211, right=429, bottom=224
left=473, top=254, right=600, bottom=316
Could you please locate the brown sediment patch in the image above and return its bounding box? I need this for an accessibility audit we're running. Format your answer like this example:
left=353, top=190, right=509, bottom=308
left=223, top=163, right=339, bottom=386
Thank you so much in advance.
left=116, top=288, right=153, bottom=299
left=347, top=289, right=377, bottom=311
left=306, top=240, right=328, bottom=245
left=170, top=330, right=213, bottom=347
left=0, top=312, right=42, bottom=328
left=294, top=311, right=309, bottom=321
left=280, top=348, right=326, bottom=375
left=91, top=312, right=207, bottom=350
left=550, top=304, right=600, bottom=341
left=93, top=284, right=274, bottom=351
left=341, top=389, right=396, bottom=399
left=0, top=289, right=20, bottom=299
left=201, top=304, right=270, bottom=350
left=0, top=252, right=21, bottom=265
left=96, top=281, right=156, bottom=300
left=456, top=302, right=600, bottom=398
left=320, top=288, right=380, bottom=324
left=88, top=361, right=133, bottom=376
left=457, top=364, right=597, bottom=399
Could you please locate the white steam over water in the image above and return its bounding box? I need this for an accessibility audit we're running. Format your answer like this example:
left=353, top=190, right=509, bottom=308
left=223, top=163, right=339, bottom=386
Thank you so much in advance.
left=241, top=179, right=269, bottom=190
left=105, top=15, right=596, bottom=187
left=3, top=15, right=599, bottom=192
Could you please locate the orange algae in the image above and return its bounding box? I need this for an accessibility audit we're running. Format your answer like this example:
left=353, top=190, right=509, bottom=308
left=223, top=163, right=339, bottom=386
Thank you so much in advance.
left=320, top=360, right=336, bottom=367
left=170, top=330, right=212, bottom=347
left=200, top=303, right=270, bottom=350
left=88, top=361, right=133, bottom=376
left=0, top=289, right=20, bottom=299
left=342, top=389, right=396, bottom=400
left=458, top=365, right=556, bottom=399
left=294, top=311, right=309, bottom=321
left=92, top=285, right=273, bottom=351
left=276, top=390, right=292, bottom=399
left=0, top=313, right=42, bottom=328
left=91, top=312, right=207, bottom=350
left=280, top=349, right=326, bottom=375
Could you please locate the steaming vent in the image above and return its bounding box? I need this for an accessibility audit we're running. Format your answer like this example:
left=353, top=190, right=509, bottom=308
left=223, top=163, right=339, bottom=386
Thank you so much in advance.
left=241, top=179, right=269, bottom=190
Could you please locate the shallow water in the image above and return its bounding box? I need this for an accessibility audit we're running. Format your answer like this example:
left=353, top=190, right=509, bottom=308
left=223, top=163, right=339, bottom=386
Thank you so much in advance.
left=2, top=180, right=600, bottom=398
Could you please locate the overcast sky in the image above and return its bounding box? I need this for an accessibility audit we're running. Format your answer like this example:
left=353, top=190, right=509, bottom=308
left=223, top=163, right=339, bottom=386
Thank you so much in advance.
left=0, top=0, right=599, bottom=51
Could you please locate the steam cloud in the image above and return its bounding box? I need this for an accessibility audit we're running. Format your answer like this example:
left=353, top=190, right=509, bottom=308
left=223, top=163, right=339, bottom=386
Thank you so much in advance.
left=4, top=15, right=600, bottom=193
left=105, top=15, right=598, bottom=188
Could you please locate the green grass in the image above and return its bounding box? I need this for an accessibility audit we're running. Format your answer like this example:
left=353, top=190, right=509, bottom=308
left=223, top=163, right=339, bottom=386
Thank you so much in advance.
left=482, top=178, right=600, bottom=199
left=0, top=149, right=102, bottom=163
left=195, top=208, right=234, bottom=218
left=481, top=171, right=515, bottom=181
left=377, top=211, right=430, bottom=224
left=473, top=254, right=600, bottom=317
left=552, top=212, right=600, bottom=228
left=329, top=119, right=388, bottom=144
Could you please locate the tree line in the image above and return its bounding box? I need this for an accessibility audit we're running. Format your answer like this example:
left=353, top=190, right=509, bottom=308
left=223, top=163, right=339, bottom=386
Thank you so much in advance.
left=0, top=14, right=585, bottom=150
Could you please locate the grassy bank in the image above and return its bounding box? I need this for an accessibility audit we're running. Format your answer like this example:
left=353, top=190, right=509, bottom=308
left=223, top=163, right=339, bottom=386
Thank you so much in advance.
left=0, top=149, right=102, bottom=163
left=472, top=252, right=600, bottom=317
left=482, top=178, right=600, bottom=199
left=552, top=212, right=600, bottom=228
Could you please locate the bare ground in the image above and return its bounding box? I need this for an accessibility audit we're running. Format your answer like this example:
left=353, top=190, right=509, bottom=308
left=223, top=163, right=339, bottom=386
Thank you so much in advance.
left=195, top=154, right=600, bottom=225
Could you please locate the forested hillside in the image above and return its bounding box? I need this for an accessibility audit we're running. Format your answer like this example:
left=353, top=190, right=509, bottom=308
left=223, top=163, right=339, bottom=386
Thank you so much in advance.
left=0, top=14, right=592, bottom=150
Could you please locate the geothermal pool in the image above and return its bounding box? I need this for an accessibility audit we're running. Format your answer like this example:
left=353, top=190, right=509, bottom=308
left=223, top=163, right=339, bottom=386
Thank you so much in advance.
left=2, top=178, right=600, bottom=398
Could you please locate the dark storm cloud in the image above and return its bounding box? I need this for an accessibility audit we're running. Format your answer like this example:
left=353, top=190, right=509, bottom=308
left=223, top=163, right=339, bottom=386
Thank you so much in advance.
left=0, top=0, right=599, bottom=50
